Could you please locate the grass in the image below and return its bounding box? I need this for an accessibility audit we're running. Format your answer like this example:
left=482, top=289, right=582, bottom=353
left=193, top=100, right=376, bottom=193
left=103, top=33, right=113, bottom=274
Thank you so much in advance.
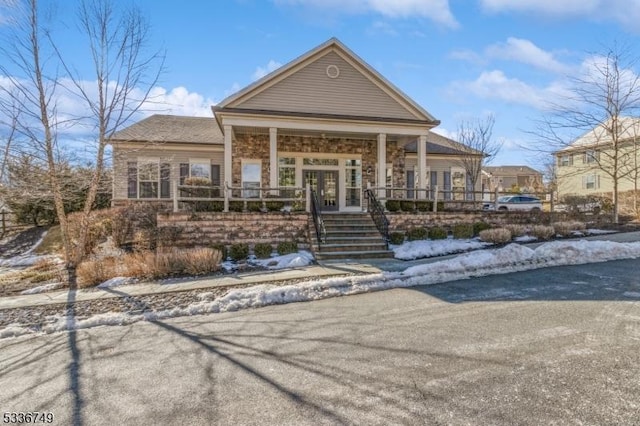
left=34, top=225, right=62, bottom=255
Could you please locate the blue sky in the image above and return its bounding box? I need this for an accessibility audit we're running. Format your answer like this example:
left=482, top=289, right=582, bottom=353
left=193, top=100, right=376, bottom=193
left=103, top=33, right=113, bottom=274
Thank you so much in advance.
left=3, top=0, right=640, bottom=169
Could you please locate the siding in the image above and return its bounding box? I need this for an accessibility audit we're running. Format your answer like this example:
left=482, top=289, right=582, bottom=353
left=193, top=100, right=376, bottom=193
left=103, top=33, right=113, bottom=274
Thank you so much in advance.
left=236, top=51, right=420, bottom=121
left=113, top=147, right=224, bottom=200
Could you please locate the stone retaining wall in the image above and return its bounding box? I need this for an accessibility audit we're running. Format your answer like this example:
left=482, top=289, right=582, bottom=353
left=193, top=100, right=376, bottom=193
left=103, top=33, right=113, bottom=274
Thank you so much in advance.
left=157, top=212, right=310, bottom=248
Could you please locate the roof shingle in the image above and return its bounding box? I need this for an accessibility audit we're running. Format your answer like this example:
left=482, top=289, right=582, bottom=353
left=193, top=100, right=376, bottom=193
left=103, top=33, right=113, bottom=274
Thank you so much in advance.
left=110, top=115, right=222, bottom=144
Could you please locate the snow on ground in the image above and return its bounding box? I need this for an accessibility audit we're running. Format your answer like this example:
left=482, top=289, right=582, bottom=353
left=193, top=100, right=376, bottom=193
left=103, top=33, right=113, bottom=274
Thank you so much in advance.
left=250, top=251, right=314, bottom=269
left=4, top=238, right=640, bottom=339
left=20, top=282, right=65, bottom=295
left=97, top=277, right=136, bottom=289
left=585, top=229, right=617, bottom=235
left=393, top=238, right=491, bottom=260
left=0, top=230, right=57, bottom=268
left=514, top=235, right=537, bottom=243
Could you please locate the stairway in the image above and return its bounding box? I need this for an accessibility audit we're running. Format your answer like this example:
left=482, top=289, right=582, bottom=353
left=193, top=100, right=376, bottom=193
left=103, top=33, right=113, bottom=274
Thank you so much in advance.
left=310, top=213, right=394, bottom=261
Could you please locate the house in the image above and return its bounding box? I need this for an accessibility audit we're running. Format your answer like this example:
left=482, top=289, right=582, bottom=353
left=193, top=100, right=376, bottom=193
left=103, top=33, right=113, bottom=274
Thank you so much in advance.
left=555, top=117, right=640, bottom=202
left=482, top=166, right=544, bottom=193
left=109, top=38, right=481, bottom=213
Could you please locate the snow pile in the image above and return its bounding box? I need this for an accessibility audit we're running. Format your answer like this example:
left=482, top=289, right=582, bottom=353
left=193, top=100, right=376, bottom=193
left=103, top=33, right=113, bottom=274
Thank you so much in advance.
left=514, top=235, right=537, bottom=243
left=393, top=238, right=490, bottom=260
left=19, top=282, right=65, bottom=295
left=3, top=239, right=640, bottom=339
left=97, top=277, right=136, bottom=289
left=251, top=251, right=314, bottom=269
left=0, top=230, right=55, bottom=268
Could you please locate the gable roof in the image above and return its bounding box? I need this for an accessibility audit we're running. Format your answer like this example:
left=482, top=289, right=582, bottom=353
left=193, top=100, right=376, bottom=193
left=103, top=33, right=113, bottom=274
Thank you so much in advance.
left=404, top=131, right=482, bottom=156
left=216, top=38, right=439, bottom=125
left=109, top=115, right=222, bottom=144
left=483, top=166, right=542, bottom=176
left=557, top=116, right=640, bottom=153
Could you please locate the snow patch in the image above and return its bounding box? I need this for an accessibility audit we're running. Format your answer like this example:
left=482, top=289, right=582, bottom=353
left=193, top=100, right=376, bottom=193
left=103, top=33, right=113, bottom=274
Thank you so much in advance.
left=514, top=235, right=538, bottom=243
left=393, top=239, right=491, bottom=260
left=251, top=251, right=314, bottom=270
left=97, top=277, right=136, bottom=289
left=20, top=282, right=65, bottom=295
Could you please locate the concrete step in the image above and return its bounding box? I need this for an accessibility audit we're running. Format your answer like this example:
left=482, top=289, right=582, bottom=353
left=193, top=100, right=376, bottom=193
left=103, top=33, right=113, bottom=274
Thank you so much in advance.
left=324, top=236, right=387, bottom=244
left=315, top=250, right=394, bottom=260
left=316, top=243, right=388, bottom=253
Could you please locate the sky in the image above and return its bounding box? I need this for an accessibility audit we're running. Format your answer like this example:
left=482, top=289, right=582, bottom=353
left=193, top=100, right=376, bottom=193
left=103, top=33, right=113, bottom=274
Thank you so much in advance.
left=2, top=0, right=640, bottom=169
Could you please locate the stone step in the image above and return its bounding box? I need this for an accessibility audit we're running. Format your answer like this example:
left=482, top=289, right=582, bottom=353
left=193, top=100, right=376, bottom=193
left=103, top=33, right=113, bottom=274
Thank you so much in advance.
left=323, top=223, right=379, bottom=230
left=316, top=243, right=388, bottom=253
left=324, top=236, right=386, bottom=244
left=315, top=250, right=394, bottom=260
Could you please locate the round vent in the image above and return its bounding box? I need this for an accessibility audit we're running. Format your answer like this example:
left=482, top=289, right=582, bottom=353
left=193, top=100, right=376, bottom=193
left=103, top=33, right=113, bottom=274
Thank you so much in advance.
left=326, top=64, right=340, bottom=79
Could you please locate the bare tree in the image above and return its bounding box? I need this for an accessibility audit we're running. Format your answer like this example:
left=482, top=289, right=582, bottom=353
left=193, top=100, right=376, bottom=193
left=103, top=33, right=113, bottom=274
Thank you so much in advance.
left=455, top=115, right=500, bottom=204
left=0, top=0, right=162, bottom=269
left=533, top=44, right=640, bottom=223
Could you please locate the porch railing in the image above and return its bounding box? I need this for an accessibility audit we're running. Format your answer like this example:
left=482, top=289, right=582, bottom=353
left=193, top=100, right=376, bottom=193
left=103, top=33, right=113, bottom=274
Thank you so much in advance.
left=309, top=188, right=326, bottom=245
left=364, top=188, right=389, bottom=248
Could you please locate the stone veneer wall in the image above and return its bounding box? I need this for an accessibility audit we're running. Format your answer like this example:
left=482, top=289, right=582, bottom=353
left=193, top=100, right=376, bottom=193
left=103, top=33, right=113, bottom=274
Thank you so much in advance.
left=232, top=133, right=407, bottom=188
left=157, top=212, right=310, bottom=248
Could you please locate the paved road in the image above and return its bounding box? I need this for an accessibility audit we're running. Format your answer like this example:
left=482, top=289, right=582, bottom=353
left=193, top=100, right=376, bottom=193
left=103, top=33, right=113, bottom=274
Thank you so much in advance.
left=1, top=259, right=640, bottom=425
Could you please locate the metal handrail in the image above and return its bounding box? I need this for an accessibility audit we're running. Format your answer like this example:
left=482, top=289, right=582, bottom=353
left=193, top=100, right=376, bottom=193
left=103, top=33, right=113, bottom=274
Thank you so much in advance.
left=364, top=189, right=389, bottom=248
left=310, top=189, right=326, bottom=245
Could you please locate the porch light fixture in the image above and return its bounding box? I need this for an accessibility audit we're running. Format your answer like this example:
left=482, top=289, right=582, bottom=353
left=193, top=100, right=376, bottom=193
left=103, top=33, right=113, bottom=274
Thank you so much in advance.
left=366, top=166, right=372, bottom=175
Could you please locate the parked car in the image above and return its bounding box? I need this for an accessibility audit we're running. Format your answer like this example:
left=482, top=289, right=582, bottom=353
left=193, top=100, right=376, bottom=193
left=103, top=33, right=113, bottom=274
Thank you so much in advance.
left=483, top=195, right=543, bottom=212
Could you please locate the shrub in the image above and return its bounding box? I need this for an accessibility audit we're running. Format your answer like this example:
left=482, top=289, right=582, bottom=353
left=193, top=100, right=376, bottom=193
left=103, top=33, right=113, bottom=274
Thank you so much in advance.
left=111, top=202, right=158, bottom=248
left=473, top=222, right=492, bottom=236
left=400, top=200, right=415, bottom=212
left=229, top=243, right=249, bottom=261
left=77, top=257, right=118, bottom=287
left=452, top=223, right=474, bottom=239
left=229, top=201, right=244, bottom=212
left=183, top=176, right=211, bottom=186
left=266, top=201, right=285, bottom=212
left=532, top=225, right=555, bottom=240
left=211, top=243, right=228, bottom=260
left=253, top=243, right=273, bottom=259
left=428, top=226, right=448, bottom=240
left=132, top=230, right=153, bottom=252
left=247, top=201, right=263, bottom=212
left=386, top=200, right=400, bottom=212
left=436, top=201, right=445, bottom=212
left=388, top=232, right=405, bottom=245
left=182, top=248, right=222, bottom=275
left=478, top=228, right=512, bottom=244
left=407, top=227, right=428, bottom=241
left=553, top=221, right=587, bottom=237
left=277, top=241, right=298, bottom=255
left=188, top=200, right=223, bottom=212
left=504, top=224, right=526, bottom=237
left=156, top=226, right=183, bottom=248
left=415, top=201, right=431, bottom=212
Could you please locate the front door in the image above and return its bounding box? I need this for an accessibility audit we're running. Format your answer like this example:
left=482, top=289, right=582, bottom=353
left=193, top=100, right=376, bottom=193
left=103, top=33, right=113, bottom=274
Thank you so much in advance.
left=304, top=170, right=339, bottom=211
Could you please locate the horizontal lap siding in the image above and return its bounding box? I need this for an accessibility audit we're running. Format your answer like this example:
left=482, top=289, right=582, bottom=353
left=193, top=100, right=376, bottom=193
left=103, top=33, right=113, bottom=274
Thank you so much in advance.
left=113, top=146, right=224, bottom=200
left=239, top=52, right=418, bottom=121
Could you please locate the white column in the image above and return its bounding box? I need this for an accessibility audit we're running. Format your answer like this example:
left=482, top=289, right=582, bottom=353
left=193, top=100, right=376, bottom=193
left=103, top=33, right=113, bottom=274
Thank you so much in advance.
left=224, top=124, right=232, bottom=212
left=269, top=127, right=278, bottom=190
left=377, top=133, right=386, bottom=201
left=417, top=134, right=427, bottom=199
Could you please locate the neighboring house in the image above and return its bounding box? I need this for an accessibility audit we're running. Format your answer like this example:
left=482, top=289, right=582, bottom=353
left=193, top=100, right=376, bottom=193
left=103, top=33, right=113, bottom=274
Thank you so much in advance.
left=482, top=166, right=544, bottom=193
left=555, top=117, right=640, bottom=200
left=109, top=38, right=481, bottom=212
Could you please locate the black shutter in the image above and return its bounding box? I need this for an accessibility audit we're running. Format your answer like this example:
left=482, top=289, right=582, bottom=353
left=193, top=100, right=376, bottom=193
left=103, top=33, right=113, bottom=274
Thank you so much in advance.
left=211, top=164, right=221, bottom=186
left=160, top=163, right=171, bottom=198
left=406, top=170, right=414, bottom=199
left=127, top=162, right=137, bottom=198
left=179, top=163, right=189, bottom=184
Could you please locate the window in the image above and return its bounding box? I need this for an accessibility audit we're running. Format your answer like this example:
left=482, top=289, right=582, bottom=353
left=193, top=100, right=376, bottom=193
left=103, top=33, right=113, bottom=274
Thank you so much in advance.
left=278, top=157, right=296, bottom=187
left=430, top=171, right=438, bottom=199
left=584, top=150, right=598, bottom=164
left=559, top=155, right=573, bottom=167
left=443, top=171, right=451, bottom=200
left=303, top=158, right=339, bottom=166
left=345, top=159, right=362, bottom=207
left=128, top=159, right=170, bottom=199
left=242, top=160, right=262, bottom=198
left=180, top=159, right=219, bottom=185
left=584, top=174, right=599, bottom=190
left=406, top=170, right=415, bottom=199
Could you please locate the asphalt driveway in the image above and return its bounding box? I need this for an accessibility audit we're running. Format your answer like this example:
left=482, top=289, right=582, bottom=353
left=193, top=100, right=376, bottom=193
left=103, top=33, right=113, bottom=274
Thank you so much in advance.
left=1, top=259, right=639, bottom=425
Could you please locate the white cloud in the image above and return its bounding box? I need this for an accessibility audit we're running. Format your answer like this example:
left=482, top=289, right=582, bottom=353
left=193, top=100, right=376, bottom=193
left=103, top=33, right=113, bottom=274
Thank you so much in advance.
left=252, top=60, right=282, bottom=81
left=479, top=0, right=640, bottom=30
left=141, top=86, right=214, bottom=117
left=368, top=21, right=398, bottom=36
left=274, top=0, right=459, bottom=28
left=485, top=38, right=571, bottom=74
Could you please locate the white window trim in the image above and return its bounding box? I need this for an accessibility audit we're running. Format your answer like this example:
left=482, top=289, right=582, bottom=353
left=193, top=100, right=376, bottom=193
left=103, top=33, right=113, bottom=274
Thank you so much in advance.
left=137, top=157, right=160, bottom=199
left=188, top=158, right=212, bottom=180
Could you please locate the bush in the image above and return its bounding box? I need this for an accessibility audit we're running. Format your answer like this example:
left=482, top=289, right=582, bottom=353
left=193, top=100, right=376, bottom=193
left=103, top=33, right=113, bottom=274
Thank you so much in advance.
left=266, top=201, right=285, bottom=212
left=211, top=243, right=228, bottom=260
left=473, top=222, right=492, bottom=236
left=229, top=243, right=249, bottom=261
left=552, top=221, right=587, bottom=237
left=415, top=201, right=431, bottom=212
left=532, top=225, right=555, bottom=240
left=277, top=241, right=298, bottom=255
left=428, top=226, right=448, bottom=240
left=247, top=201, right=263, bottom=212
left=156, top=226, right=183, bottom=248
left=452, top=223, right=474, bottom=239
left=183, top=176, right=211, bottom=186
left=182, top=248, right=222, bottom=275
left=400, top=200, right=415, bottom=212
left=253, top=243, right=273, bottom=259
left=228, top=201, right=244, bottom=212
left=77, top=257, right=119, bottom=287
left=386, top=200, right=400, bottom=212
left=478, top=228, right=512, bottom=244
left=407, top=227, right=428, bottom=241
left=504, top=224, right=526, bottom=237
left=389, top=231, right=405, bottom=245
left=111, top=202, right=158, bottom=248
